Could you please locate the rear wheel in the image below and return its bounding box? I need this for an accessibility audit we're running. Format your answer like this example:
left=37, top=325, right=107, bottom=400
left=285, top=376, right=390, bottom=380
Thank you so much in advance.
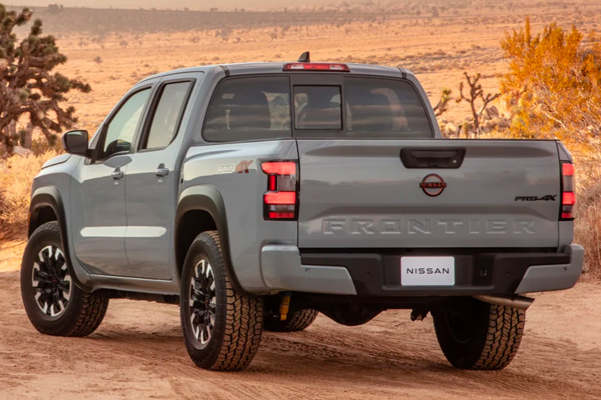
left=21, top=222, right=109, bottom=337
left=264, top=309, right=318, bottom=332
left=180, top=231, right=264, bottom=371
left=432, top=298, right=525, bottom=370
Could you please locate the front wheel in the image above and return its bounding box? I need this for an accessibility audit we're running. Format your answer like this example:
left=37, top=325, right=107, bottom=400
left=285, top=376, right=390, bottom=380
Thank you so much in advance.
left=21, top=222, right=109, bottom=337
left=180, top=231, right=264, bottom=371
left=432, top=298, right=525, bottom=370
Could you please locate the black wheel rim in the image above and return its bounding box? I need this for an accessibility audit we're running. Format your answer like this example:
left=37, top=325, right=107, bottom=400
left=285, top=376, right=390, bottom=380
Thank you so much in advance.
left=444, top=299, right=480, bottom=344
left=32, top=245, right=71, bottom=318
left=189, top=258, right=216, bottom=348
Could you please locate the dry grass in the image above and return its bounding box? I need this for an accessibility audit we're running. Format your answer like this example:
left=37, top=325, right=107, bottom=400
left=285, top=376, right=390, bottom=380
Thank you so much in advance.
left=0, top=151, right=59, bottom=240
left=575, top=201, right=601, bottom=280
left=574, top=162, right=601, bottom=280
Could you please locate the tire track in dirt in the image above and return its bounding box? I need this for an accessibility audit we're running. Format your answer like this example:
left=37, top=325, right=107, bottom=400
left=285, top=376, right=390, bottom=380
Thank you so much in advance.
left=1, top=270, right=600, bottom=400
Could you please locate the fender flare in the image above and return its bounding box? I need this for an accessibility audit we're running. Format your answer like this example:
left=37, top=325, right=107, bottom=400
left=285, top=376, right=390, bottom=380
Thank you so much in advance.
left=175, top=186, right=249, bottom=296
left=29, top=187, right=92, bottom=291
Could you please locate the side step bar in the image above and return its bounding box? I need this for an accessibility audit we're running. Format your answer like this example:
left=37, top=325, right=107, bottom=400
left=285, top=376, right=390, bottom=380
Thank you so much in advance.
left=473, top=295, right=534, bottom=311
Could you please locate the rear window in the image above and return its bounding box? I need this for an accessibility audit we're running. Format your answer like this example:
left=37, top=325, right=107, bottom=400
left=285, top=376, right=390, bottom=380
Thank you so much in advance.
left=294, top=86, right=342, bottom=130
left=345, top=77, right=432, bottom=138
left=202, top=75, right=432, bottom=142
left=202, top=76, right=291, bottom=142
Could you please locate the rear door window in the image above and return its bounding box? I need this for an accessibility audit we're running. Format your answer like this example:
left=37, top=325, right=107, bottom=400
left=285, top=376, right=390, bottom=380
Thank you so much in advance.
left=202, top=77, right=291, bottom=142
left=141, top=81, right=193, bottom=151
left=344, top=77, right=432, bottom=138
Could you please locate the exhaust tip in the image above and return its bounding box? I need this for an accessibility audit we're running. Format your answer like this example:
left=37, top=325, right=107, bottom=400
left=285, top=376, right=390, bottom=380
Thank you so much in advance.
left=473, top=295, right=534, bottom=311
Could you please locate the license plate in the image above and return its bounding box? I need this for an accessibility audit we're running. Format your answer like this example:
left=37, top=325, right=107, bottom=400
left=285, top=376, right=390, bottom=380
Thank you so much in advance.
left=401, top=257, right=455, bottom=286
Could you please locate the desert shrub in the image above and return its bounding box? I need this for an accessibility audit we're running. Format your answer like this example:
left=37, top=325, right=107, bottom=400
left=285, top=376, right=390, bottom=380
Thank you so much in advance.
left=500, top=18, right=601, bottom=278
left=500, top=17, right=601, bottom=155
left=575, top=176, right=601, bottom=280
left=0, top=151, right=58, bottom=240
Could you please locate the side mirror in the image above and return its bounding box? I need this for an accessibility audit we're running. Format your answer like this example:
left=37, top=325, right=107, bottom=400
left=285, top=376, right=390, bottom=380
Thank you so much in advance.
left=62, top=130, right=89, bottom=157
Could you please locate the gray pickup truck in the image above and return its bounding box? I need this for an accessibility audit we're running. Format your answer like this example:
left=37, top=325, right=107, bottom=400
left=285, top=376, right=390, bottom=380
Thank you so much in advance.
left=21, top=55, right=583, bottom=371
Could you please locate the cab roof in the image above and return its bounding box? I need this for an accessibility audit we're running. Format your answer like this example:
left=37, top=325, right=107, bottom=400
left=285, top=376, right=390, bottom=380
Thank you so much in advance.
left=140, top=61, right=413, bottom=82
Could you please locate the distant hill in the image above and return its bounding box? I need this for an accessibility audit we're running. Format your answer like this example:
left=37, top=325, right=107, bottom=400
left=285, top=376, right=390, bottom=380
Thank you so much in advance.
left=6, top=0, right=341, bottom=10
left=4, top=5, right=402, bottom=34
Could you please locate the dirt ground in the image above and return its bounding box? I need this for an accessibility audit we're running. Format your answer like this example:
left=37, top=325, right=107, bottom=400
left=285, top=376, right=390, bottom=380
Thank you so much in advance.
left=1, top=242, right=600, bottom=400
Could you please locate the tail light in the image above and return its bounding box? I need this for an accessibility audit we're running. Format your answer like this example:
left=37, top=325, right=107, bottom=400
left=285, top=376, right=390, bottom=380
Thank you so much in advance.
left=560, top=161, right=575, bottom=220
left=283, top=63, right=350, bottom=72
left=261, top=161, right=298, bottom=220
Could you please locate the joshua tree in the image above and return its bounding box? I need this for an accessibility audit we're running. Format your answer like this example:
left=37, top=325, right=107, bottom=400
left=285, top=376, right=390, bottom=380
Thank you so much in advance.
left=0, top=6, right=91, bottom=154
left=432, top=88, right=452, bottom=117
left=456, top=72, right=500, bottom=137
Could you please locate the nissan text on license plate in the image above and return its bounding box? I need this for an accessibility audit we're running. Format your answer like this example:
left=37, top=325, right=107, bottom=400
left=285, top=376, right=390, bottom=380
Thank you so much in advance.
left=400, top=257, right=455, bottom=286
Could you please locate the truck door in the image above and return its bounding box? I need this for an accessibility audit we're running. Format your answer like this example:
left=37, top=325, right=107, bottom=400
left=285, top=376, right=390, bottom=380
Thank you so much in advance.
left=122, top=73, right=201, bottom=280
left=71, top=86, right=154, bottom=275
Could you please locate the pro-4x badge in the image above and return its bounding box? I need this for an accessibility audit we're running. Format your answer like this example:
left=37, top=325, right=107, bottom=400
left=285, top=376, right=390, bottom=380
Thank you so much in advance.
left=515, top=195, right=557, bottom=202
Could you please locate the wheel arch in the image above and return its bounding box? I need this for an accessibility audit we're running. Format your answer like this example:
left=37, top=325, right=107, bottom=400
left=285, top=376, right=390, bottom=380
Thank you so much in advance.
left=175, top=185, right=249, bottom=296
left=28, top=187, right=92, bottom=291
left=28, top=187, right=62, bottom=238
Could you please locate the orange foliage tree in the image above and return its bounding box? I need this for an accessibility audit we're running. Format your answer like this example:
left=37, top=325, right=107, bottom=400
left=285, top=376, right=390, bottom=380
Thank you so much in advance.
left=500, top=17, right=601, bottom=153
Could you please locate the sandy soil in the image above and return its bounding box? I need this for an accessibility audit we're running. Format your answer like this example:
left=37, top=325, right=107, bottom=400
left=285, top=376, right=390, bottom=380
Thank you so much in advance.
left=1, top=247, right=600, bottom=400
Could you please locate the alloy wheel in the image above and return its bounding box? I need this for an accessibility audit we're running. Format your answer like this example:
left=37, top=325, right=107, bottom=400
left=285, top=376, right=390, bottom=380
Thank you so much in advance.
left=32, top=245, right=71, bottom=318
left=189, top=258, right=217, bottom=347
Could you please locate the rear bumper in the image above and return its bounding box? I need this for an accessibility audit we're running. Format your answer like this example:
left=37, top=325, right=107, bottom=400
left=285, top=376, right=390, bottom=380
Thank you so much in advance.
left=259, top=244, right=584, bottom=296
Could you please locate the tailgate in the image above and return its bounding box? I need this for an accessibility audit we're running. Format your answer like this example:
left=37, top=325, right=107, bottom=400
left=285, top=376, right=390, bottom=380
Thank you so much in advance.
left=297, top=139, right=561, bottom=249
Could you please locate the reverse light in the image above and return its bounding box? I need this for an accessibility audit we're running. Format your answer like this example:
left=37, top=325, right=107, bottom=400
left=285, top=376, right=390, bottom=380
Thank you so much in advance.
left=261, top=161, right=298, bottom=220
left=283, top=63, right=350, bottom=72
left=561, top=161, right=576, bottom=220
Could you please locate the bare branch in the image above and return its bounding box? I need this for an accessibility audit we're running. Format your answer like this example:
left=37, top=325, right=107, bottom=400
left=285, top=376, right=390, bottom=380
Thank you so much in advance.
left=455, top=72, right=500, bottom=138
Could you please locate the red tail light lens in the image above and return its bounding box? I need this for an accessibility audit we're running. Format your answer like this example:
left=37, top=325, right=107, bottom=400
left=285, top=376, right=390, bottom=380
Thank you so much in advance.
left=560, top=161, right=576, bottom=220
left=261, top=161, right=298, bottom=220
left=562, top=163, right=574, bottom=177
left=264, top=192, right=296, bottom=205
left=262, top=162, right=297, bottom=175
left=562, top=192, right=576, bottom=205
left=283, top=63, right=350, bottom=72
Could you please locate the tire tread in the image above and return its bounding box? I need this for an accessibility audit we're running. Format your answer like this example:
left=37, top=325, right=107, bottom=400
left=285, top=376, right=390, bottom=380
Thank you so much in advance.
left=472, top=304, right=525, bottom=370
left=182, top=231, right=263, bottom=371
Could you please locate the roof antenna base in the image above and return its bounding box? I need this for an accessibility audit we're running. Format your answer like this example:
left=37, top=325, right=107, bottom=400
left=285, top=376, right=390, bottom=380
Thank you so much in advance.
left=298, top=51, right=310, bottom=63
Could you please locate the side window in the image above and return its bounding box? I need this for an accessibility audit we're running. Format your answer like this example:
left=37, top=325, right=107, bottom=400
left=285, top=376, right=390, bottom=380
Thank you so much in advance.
left=294, top=86, right=342, bottom=130
left=203, top=77, right=291, bottom=142
left=101, top=88, right=151, bottom=160
left=141, top=81, right=193, bottom=151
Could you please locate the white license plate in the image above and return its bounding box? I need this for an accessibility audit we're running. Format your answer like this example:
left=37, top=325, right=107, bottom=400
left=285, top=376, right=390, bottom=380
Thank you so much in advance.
left=401, top=257, right=455, bottom=286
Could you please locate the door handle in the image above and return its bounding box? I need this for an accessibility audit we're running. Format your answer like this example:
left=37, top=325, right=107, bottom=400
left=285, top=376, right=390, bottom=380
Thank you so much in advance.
left=155, top=164, right=169, bottom=177
left=111, top=168, right=124, bottom=180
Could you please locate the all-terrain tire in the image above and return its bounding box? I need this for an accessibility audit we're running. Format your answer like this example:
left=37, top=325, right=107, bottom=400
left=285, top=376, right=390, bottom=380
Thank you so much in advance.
left=21, top=222, right=109, bottom=337
left=432, top=298, right=525, bottom=370
left=264, top=309, right=319, bottom=332
left=180, top=231, right=263, bottom=371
